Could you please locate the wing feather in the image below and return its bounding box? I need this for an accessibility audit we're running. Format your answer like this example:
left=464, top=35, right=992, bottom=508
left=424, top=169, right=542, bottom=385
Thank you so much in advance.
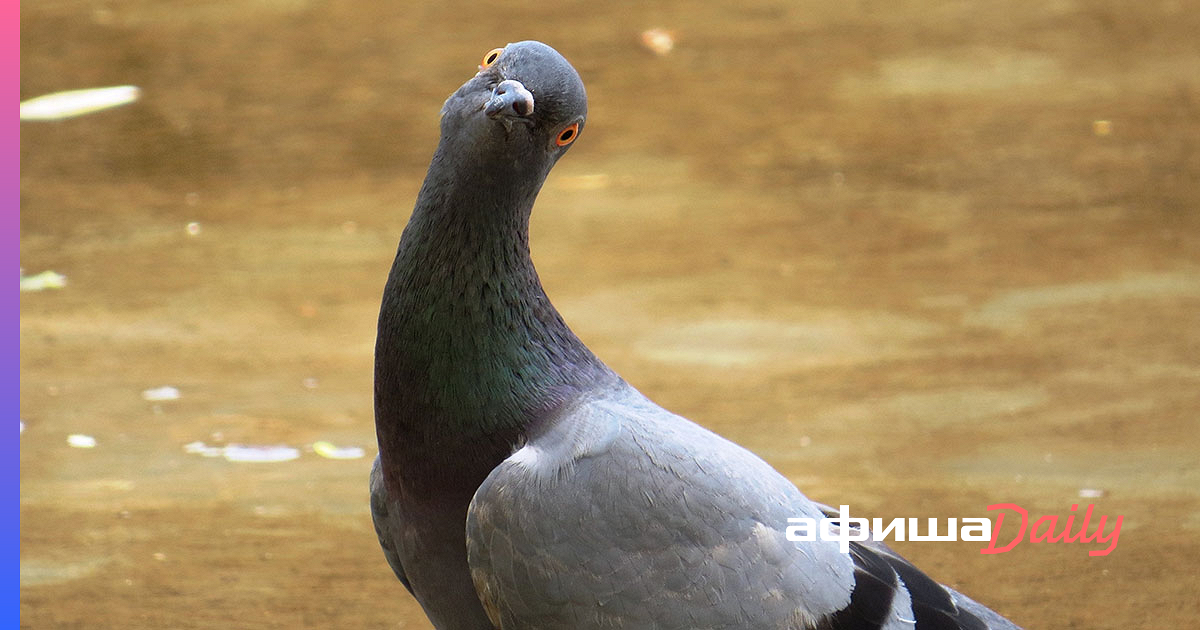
left=466, top=386, right=1021, bottom=629
left=467, top=386, right=855, bottom=629
left=369, top=455, right=413, bottom=594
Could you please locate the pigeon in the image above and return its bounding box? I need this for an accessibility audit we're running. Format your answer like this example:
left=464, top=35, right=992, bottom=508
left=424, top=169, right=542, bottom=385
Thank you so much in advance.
left=371, top=40, right=1022, bottom=630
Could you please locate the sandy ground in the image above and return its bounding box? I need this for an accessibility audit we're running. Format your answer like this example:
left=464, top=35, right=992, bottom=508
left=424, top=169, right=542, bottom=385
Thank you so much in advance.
left=19, top=1, right=1200, bottom=628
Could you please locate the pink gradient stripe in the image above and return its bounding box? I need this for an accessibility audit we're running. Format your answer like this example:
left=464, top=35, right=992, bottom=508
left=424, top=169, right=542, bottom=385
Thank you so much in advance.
left=6, top=0, right=22, bottom=620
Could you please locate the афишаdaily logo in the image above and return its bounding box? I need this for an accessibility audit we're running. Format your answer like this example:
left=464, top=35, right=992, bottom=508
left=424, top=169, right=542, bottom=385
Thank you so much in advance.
left=786, top=503, right=1123, bottom=556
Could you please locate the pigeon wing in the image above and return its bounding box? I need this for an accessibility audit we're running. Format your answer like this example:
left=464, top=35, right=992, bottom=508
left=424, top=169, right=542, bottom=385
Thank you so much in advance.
left=370, top=455, right=413, bottom=595
left=466, top=385, right=860, bottom=629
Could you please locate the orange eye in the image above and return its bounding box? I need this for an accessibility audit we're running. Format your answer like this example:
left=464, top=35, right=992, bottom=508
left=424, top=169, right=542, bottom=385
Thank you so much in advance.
left=480, top=47, right=504, bottom=69
left=555, top=122, right=580, bottom=147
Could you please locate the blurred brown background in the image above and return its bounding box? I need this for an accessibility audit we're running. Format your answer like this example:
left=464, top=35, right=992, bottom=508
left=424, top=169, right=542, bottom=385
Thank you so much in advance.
left=19, top=1, right=1200, bottom=628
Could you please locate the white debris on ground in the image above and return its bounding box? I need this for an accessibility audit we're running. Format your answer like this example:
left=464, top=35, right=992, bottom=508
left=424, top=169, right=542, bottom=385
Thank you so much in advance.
left=67, top=434, right=97, bottom=448
left=640, top=28, right=675, bottom=56
left=1078, top=488, right=1107, bottom=498
left=184, top=441, right=300, bottom=463
left=20, top=270, right=67, bottom=292
left=141, top=386, right=181, bottom=401
left=20, top=85, right=141, bottom=121
left=183, top=440, right=365, bottom=462
left=183, top=441, right=223, bottom=457
left=222, top=444, right=301, bottom=463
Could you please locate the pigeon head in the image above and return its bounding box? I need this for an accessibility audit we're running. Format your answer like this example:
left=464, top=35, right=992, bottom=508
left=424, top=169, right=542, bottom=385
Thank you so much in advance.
left=438, top=41, right=587, bottom=174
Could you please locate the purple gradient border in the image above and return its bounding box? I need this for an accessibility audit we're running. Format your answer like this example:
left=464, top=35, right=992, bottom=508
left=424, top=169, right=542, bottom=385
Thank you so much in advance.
left=7, top=0, right=20, bottom=622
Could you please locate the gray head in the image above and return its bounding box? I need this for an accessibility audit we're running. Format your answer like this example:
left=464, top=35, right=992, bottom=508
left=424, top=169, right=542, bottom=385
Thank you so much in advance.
left=437, top=41, right=587, bottom=177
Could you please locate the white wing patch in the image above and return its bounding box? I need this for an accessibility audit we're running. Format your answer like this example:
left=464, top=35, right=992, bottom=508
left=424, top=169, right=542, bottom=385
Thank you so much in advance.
left=507, top=443, right=543, bottom=469
left=884, top=575, right=917, bottom=629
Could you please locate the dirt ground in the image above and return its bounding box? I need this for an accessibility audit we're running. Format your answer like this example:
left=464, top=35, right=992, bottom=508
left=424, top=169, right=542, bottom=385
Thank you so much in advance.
left=19, top=1, right=1200, bottom=628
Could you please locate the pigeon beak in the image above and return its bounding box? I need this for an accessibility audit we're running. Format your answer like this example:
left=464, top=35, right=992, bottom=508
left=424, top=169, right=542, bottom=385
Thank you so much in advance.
left=485, top=79, right=535, bottom=120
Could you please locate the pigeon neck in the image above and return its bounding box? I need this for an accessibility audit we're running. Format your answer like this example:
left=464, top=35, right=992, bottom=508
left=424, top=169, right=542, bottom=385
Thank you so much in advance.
left=375, top=143, right=607, bottom=460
